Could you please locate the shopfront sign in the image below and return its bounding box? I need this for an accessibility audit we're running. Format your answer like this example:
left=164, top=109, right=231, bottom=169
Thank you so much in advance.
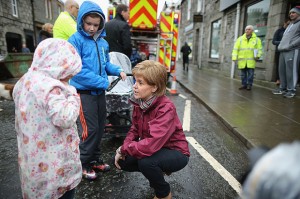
left=193, top=14, right=203, bottom=22
left=220, top=0, right=240, bottom=11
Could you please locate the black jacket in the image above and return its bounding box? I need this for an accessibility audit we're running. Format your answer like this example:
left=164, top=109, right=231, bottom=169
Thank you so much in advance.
left=105, top=14, right=132, bottom=58
left=181, top=44, right=192, bottom=58
left=38, top=30, right=53, bottom=44
left=272, top=27, right=285, bottom=52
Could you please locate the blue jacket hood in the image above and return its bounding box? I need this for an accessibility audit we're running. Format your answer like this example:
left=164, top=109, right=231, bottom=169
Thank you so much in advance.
left=77, top=1, right=106, bottom=37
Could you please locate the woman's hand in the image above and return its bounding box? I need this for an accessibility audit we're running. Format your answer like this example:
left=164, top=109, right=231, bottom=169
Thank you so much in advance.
left=120, top=72, right=127, bottom=81
left=114, top=153, right=123, bottom=169
left=114, top=146, right=125, bottom=169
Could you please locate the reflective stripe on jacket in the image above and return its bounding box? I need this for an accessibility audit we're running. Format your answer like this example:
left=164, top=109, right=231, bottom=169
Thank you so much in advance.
left=232, top=32, right=262, bottom=69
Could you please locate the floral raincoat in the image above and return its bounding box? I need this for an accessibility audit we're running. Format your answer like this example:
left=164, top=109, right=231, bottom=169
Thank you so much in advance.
left=12, top=38, right=82, bottom=199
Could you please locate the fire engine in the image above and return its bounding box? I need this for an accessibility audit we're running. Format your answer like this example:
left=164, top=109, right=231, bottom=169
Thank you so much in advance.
left=108, top=0, right=180, bottom=74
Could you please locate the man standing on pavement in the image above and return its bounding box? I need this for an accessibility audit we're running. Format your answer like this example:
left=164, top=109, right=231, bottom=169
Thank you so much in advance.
left=272, top=6, right=300, bottom=98
left=180, top=42, right=192, bottom=71
left=272, top=19, right=290, bottom=85
left=105, top=4, right=132, bottom=58
left=232, top=25, right=262, bottom=91
left=53, top=0, right=79, bottom=40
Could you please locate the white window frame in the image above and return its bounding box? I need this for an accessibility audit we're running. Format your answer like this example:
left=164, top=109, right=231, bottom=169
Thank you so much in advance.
left=210, top=19, right=222, bottom=59
left=197, top=0, right=202, bottom=13
left=58, top=4, right=62, bottom=14
left=45, top=0, right=49, bottom=18
left=45, top=0, right=52, bottom=19
left=187, top=0, right=191, bottom=20
left=12, top=0, right=18, bottom=17
left=48, top=0, right=52, bottom=19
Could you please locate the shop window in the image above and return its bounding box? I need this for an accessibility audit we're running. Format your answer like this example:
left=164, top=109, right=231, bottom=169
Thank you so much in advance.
left=245, top=0, right=270, bottom=60
left=210, top=19, right=222, bottom=59
left=11, top=0, right=18, bottom=17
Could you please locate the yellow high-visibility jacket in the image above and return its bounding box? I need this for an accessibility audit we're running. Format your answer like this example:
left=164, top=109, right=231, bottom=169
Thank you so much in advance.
left=53, top=12, right=77, bottom=40
left=232, top=32, right=262, bottom=69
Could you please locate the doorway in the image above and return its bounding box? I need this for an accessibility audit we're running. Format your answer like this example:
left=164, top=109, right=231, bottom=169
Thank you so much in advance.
left=24, top=30, right=34, bottom=52
left=6, top=32, right=22, bottom=53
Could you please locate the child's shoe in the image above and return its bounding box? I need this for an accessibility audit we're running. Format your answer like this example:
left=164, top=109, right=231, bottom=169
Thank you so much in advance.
left=91, top=160, right=111, bottom=172
left=82, top=165, right=97, bottom=180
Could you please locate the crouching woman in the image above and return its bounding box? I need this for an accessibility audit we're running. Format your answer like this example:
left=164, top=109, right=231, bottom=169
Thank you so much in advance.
left=114, top=60, right=190, bottom=199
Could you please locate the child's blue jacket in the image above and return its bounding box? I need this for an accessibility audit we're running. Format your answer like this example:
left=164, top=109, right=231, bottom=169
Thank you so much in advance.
left=68, top=1, right=123, bottom=95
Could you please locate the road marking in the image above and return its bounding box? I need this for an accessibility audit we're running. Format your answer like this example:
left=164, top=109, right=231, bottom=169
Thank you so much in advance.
left=186, top=136, right=242, bottom=194
left=179, top=94, right=187, bottom=99
left=176, top=88, right=241, bottom=193
left=183, top=100, right=191, bottom=131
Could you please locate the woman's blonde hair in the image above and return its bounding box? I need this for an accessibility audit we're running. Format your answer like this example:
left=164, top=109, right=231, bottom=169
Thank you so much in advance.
left=42, top=23, right=53, bottom=31
left=132, top=60, right=167, bottom=96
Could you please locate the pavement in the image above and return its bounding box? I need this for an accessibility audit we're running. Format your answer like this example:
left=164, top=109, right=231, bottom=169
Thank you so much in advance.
left=173, top=62, right=300, bottom=149
left=2, top=61, right=300, bottom=150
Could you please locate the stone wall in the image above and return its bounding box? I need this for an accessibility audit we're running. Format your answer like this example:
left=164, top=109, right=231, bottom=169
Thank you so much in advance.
left=0, top=0, right=33, bottom=54
left=34, top=0, right=62, bottom=26
left=179, top=0, right=290, bottom=84
left=0, top=0, right=62, bottom=55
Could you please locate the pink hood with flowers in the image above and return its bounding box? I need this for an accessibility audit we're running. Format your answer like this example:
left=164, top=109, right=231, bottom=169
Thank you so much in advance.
left=12, top=38, right=82, bottom=199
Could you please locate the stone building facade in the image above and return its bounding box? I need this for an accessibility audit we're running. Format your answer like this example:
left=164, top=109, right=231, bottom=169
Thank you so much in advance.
left=0, top=0, right=63, bottom=55
left=33, top=0, right=63, bottom=46
left=179, top=0, right=300, bottom=84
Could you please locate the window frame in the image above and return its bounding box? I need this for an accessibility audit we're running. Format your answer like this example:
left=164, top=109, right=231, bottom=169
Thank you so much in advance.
left=209, top=18, right=222, bottom=59
left=197, top=0, right=202, bottom=13
left=58, top=4, right=62, bottom=14
left=45, top=0, right=53, bottom=19
left=11, top=0, right=18, bottom=17
left=187, top=0, right=191, bottom=20
left=244, top=0, right=270, bottom=61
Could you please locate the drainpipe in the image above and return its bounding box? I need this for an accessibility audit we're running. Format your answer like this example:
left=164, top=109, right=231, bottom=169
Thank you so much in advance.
left=198, top=0, right=205, bottom=69
left=230, top=2, right=240, bottom=78
left=31, top=0, right=37, bottom=47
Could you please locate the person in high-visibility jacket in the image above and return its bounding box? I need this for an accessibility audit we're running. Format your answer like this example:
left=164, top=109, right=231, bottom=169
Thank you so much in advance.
left=232, top=25, right=262, bottom=90
left=53, top=0, right=79, bottom=40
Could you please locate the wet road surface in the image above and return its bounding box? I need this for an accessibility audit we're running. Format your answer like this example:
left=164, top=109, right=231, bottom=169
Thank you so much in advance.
left=0, top=84, right=248, bottom=199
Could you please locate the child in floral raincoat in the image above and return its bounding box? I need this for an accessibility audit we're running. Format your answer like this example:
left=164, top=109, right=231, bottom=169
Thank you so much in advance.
left=13, top=38, right=82, bottom=199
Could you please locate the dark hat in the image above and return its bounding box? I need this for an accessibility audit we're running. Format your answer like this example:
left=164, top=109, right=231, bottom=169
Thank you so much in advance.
left=289, top=6, right=300, bottom=15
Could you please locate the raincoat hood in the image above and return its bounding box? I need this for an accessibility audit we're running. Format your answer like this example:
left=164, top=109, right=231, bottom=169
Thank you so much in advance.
left=30, top=38, right=82, bottom=80
left=77, top=1, right=106, bottom=38
left=12, top=38, right=83, bottom=199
